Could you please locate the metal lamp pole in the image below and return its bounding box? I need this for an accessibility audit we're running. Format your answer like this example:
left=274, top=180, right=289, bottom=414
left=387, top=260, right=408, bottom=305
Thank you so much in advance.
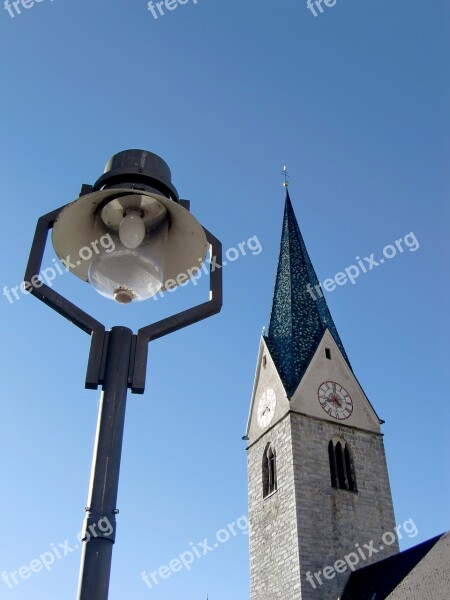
left=77, top=326, right=132, bottom=599
left=24, top=150, right=223, bottom=599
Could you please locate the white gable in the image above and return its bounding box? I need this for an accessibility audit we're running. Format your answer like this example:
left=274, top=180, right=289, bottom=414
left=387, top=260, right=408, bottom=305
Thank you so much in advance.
left=245, top=337, right=290, bottom=444
left=290, top=329, right=382, bottom=433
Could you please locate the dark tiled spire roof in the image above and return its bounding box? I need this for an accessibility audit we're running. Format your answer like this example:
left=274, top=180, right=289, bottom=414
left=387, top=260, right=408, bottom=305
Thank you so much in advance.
left=265, top=190, right=350, bottom=397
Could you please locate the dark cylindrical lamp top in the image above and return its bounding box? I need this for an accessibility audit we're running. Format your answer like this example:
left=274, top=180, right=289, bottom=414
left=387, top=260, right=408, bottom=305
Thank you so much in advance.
left=92, top=149, right=179, bottom=201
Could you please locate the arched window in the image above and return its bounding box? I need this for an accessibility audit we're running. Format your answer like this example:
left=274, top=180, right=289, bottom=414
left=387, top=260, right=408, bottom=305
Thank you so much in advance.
left=328, top=439, right=357, bottom=492
left=328, top=440, right=337, bottom=487
left=262, top=444, right=277, bottom=498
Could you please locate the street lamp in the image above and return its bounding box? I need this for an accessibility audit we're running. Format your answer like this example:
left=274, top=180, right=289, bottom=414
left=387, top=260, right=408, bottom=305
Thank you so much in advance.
left=24, top=150, right=223, bottom=599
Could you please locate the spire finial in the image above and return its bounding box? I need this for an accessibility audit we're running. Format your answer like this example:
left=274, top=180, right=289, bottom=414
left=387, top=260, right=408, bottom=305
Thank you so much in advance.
left=282, top=165, right=290, bottom=188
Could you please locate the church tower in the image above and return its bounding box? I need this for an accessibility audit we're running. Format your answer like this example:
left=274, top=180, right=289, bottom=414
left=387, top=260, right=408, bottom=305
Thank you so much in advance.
left=245, top=190, right=398, bottom=600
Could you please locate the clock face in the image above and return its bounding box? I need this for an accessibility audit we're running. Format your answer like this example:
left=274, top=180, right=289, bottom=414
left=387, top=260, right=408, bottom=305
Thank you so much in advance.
left=318, top=381, right=353, bottom=420
left=257, top=388, right=277, bottom=428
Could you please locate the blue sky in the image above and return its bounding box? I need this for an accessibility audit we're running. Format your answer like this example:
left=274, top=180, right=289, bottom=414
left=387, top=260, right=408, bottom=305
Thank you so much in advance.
left=0, top=0, right=449, bottom=598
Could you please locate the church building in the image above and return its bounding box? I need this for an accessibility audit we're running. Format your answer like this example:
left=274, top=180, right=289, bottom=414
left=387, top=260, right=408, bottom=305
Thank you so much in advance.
left=244, top=189, right=449, bottom=599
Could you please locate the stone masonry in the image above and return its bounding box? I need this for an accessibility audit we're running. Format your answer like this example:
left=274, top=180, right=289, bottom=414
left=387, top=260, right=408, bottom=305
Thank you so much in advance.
left=247, top=411, right=399, bottom=600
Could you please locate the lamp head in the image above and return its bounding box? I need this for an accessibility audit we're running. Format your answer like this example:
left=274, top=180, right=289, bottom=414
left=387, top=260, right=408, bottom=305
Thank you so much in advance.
left=52, top=150, right=208, bottom=304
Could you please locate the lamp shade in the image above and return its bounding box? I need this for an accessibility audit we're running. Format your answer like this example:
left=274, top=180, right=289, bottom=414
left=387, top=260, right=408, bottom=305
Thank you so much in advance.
left=52, top=188, right=208, bottom=303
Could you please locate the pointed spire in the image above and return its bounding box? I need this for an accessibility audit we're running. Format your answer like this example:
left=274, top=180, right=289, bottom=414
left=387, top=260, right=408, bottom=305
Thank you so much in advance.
left=265, top=189, right=350, bottom=397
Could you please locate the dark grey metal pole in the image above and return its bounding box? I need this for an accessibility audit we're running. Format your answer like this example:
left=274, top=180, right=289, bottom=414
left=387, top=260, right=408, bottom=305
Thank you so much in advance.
left=77, top=326, right=133, bottom=600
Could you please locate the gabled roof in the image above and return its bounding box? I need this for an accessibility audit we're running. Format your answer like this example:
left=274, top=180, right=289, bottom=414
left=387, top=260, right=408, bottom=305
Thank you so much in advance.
left=341, top=533, right=447, bottom=600
left=265, top=190, right=350, bottom=397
